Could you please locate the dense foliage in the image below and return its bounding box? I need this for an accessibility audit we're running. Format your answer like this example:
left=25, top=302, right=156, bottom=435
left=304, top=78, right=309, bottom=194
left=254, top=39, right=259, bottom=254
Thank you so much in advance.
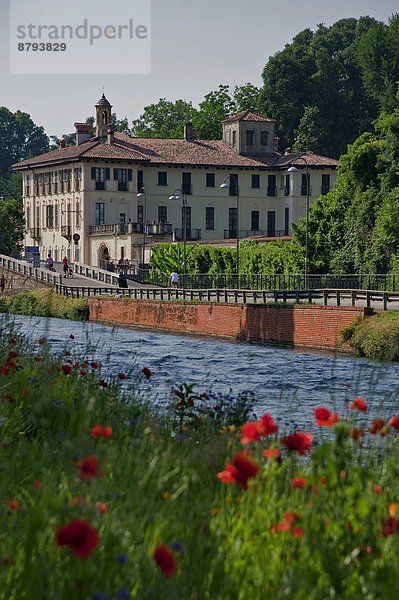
left=0, top=199, right=24, bottom=256
left=2, top=329, right=399, bottom=597
left=0, top=289, right=89, bottom=321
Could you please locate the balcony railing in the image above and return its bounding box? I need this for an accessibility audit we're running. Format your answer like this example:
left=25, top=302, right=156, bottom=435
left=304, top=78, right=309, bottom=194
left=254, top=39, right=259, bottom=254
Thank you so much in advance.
left=174, top=228, right=202, bottom=241
left=61, top=225, right=72, bottom=241
left=300, top=185, right=312, bottom=196
left=284, top=185, right=290, bottom=196
left=224, top=229, right=289, bottom=239
left=146, top=223, right=173, bottom=235
left=181, top=183, right=192, bottom=195
left=89, top=222, right=173, bottom=236
left=267, top=186, right=277, bottom=196
left=321, top=185, right=330, bottom=195
left=29, top=227, right=41, bottom=241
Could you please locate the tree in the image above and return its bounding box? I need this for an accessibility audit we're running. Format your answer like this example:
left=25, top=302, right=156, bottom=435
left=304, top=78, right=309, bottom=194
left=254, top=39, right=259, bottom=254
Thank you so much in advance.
left=293, top=106, right=324, bottom=153
left=0, top=107, right=49, bottom=177
left=131, top=99, right=198, bottom=138
left=0, top=198, right=24, bottom=256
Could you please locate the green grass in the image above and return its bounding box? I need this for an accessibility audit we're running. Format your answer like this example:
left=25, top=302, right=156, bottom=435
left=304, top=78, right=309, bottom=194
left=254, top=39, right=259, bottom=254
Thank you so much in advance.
left=342, top=311, right=399, bottom=361
left=0, top=288, right=89, bottom=321
left=2, top=327, right=399, bottom=598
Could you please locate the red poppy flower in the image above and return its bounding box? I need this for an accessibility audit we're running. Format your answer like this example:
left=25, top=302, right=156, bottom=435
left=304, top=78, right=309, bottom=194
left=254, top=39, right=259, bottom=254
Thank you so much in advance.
left=292, top=477, right=308, bottom=489
left=152, top=544, right=177, bottom=577
left=350, top=428, right=365, bottom=442
left=8, top=338, right=17, bottom=345
left=241, top=421, right=261, bottom=445
left=95, top=502, right=107, bottom=515
left=281, top=431, right=313, bottom=455
left=369, top=418, right=387, bottom=436
left=61, top=364, right=72, bottom=376
left=217, top=451, right=259, bottom=490
left=90, top=424, right=112, bottom=439
left=99, top=379, right=108, bottom=388
left=348, top=397, right=367, bottom=412
left=274, top=511, right=303, bottom=535
left=8, top=500, right=19, bottom=511
left=76, top=456, right=101, bottom=480
left=389, top=416, right=399, bottom=430
left=37, top=337, right=46, bottom=345
left=33, top=480, right=45, bottom=490
left=3, top=393, right=14, bottom=402
left=258, top=413, right=278, bottom=435
left=56, top=519, right=99, bottom=559
left=5, top=359, right=16, bottom=369
left=373, top=484, right=383, bottom=494
left=90, top=361, right=99, bottom=369
left=34, top=355, right=42, bottom=362
left=263, top=448, right=281, bottom=460
left=142, top=367, right=152, bottom=378
left=0, top=366, right=10, bottom=376
left=381, top=517, right=399, bottom=537
left=117, top=372, right=126, bottom=380
left=314, top=407, right=340, bottom=427
left=8, top=351, right=18, bottom=359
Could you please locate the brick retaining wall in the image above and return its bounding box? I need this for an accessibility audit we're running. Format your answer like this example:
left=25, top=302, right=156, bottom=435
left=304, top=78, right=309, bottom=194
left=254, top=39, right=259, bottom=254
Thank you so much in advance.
left=88, top=298, right=369, bottom=351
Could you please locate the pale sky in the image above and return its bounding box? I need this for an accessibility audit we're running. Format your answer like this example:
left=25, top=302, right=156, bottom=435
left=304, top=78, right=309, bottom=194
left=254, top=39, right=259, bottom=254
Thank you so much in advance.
left=0, top=0, right=398, bottom=137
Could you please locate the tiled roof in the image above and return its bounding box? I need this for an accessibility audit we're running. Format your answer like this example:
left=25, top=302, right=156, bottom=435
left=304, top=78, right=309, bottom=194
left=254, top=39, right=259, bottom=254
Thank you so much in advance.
left=13, top=134, right=339, bottom=170
left=95, top=93, right=112, bottom=108
left=273, top=152, right=339, bottom=168
left=222, top=110, right=276, bottom=123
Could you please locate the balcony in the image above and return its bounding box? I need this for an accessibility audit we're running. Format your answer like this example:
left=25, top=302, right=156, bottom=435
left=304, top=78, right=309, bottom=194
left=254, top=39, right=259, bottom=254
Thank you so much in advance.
left=301, top=185, right=312, bottom=196
left=147, top=223, right=173, bottom=236
left=174, top=228, right=201, bottom=241
left=89, top=224, right=129, bottom=235
left=224, top=229, right=289, bottom=239
left=61, top=225, right=72, bottom=241
left=29, top=227, right=41, bottom=241
left=321, top=185, right=330, bottom=195
left=267, top=186, right=277, bottom=196
left=88, top=222, right=173, bottom=237
left=181, top=183, right=192, bottom=195
left=284, top=185, right=290, bottom=196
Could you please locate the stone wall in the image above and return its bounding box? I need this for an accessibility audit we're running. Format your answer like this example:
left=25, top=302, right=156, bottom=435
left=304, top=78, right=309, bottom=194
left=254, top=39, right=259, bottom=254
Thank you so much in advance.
left=88, top=298, right=369, bottom=351
left=0, top=268, right=49, bottom=294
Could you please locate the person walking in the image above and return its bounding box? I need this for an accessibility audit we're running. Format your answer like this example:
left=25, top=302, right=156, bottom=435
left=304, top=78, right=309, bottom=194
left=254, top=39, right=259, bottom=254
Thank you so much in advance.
left=45, top=253, right=54, bottom=270
left=0, top=273, right=7, bottom=293
left=62, top=256, right=69, bottom=278
left=170, top=271, right=179, bottom=288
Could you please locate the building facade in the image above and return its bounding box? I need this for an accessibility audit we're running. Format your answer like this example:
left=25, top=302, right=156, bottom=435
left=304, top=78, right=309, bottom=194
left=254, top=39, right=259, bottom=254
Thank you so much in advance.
left=13, top=95, right=339, bottom=268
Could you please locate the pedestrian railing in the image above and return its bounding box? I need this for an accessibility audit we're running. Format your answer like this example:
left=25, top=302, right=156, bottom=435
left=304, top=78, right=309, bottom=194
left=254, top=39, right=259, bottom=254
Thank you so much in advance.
left=54, top=285, right=399, bottom=310
left=0, top=253, right=62, bottom=286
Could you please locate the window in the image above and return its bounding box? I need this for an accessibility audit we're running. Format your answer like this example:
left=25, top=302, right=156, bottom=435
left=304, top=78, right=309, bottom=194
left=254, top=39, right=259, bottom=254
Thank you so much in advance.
left=113, top=168, right=131, bottom=191
left=35, top=206, right=40, bottom=228
left=46, top=205, right=54, bottom=229
left=206, top=173, right=215, bottom=188
left=228, top=207, right=237, bottom=238
left=321, top=174, right=330, bottom=195
left=91, top=167, right=110, bottom=190
left=158, top=206, right=167, bottom=223
left=54, top=204, right=59, bottom=228
left=182, top=172, right=192, bottom=195
left=25, top=175, right=30, bottom=197
left=284, top=207, right=290, bottom=236
left=75, top=202, right=80, bottom=227
left=267, top=211, right=276, bottom=237
left=261, top=130, right=268, bottom=146
left=251, top=211, right=260, bottom=231
left=284, top=174, right=290, bottom=196
left=182, top=205, right=191, bottom=236
left=251, top=174, right=260, bottom=189
left=120, top=213, right=126, bottom=223
left=232, top=130, right=237, bottom=146
left=63, top=169, right=72, bottom=193
left=229, top=174, right=238, bottom=196
left=53, top=172, right=58, bottom=194
left=206, top=207, right=215, bottom=230
left=267, top=174, right=276, bottom=196
left=74, top=167, right=82, bottom=191
left=246, top=130, right=254, bottom=146
left=137, top=205, right=144, bottom=224
left=95, top=202, right=105, bottom=225
left=158, top=171, right=168, bottom=186
left=26, top=206, right=30, bottom=228
left=301, top=173, right=310, bottom=195
left=137, top=170, right=144, bottom=193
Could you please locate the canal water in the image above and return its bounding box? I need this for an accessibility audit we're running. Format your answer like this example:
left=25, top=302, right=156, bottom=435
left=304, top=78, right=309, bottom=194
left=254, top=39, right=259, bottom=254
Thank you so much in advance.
left=2, top=314, right=399, bottom=430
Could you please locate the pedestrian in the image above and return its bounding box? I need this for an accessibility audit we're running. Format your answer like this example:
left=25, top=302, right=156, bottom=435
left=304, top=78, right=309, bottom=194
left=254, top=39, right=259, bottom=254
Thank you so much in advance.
left=45, top=253, right=54, bottom=270
left=0, top=273, right=7, bottom=293
left=170, top=271, right=179, bottom=288
left=62, top=256, right=69, bottom=278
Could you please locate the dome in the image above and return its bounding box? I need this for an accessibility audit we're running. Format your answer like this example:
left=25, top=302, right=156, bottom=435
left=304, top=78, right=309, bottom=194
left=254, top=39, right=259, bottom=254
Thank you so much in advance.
left=95, top=93, right=112, bottom=108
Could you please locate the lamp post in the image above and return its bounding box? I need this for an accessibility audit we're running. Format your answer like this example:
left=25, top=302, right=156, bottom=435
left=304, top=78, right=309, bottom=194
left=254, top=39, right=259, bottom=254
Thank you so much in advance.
left=169, top=188, right=187, bottom=283
left=220, top=174, right=240, bottom=277
left=287, top=157, right=309, bottom=286
left=136, top=187, right=147, bottom=266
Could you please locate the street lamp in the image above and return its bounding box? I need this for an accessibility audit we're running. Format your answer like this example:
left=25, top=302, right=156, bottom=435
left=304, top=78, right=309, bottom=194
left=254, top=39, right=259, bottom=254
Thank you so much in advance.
left=169, top=188, right=187, bottom=283
left=137, top=187, right=147, bottom=266
left=288, top=156, right=309, bottom=286
left=220, top=174, right=240, bottom=277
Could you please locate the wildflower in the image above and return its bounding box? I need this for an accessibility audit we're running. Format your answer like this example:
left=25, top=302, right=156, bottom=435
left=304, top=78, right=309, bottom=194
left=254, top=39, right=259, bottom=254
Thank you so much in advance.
left=8, top=500, right=19, bottom=511
left=320, top=476, right=328, bottom=485
left=258, top=413, right=278, bottom=435
left=163, top=492, right=173, bottom=500
left=274, top=511, right=303, bottom=535
left=211, top=507, right=220, bottom=517
left=350, top=428, right=365, bottom=443
left=152, top=544, right=177, bottom=577
left=34, top=355, right=42, bottom=362
left=369, top=418, right=387, bottom=436
left=292, top=477, right=308, bottom=489
left=8, top=351, right=18, bottom=359
left=241, top=421, right=261, bottom=445
left=68, top=496, right=86, bottom=508
left=116, top=554, right=127, bottom=565
left=99, top=379, right=108, bottom=388
left=33, top=480, right=45, bottom=490
left=389, top=416, right=399, bottom=430
left=314, top=407, right=340, bottom=427
left=96, top=502, right=107, bottom=515
left=348, top=397, right=367, bottom=412
left=61, top=364, right=72, bottom=376
left=76, top=456, right=102, bottom=480
left=8, top=338, right=16, bottom=345
left=171, top=540, right=184, bottom=552
left=116, top=589, right=130, bottom=600
left=281, top=431, right=313, bottom=455
left=142, top=367, right=152, bottom=378
left=3, top=393, right=14, bottom=402
left=263, top=448, right=281, bottom=460
left=90, top=424, right=112, bottom=439
left=389, top=503, right=398, bottom=517
left=217, top=451, right=259, bottom=490
left=381, top=517, right=399, bottom=537
left=56, top=519, right=99, bottom=559
left=117, top=372, right=126, bottom=380
left=90, top=361, right=99, bottom=369
left=373, top=485, right=383, bottom=494
left=37, top=337, right=46, bottom=345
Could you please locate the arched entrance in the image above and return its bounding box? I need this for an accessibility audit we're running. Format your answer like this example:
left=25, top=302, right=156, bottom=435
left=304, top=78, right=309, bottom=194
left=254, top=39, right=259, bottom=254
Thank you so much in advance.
left=98, top=244, right=110, bottom=268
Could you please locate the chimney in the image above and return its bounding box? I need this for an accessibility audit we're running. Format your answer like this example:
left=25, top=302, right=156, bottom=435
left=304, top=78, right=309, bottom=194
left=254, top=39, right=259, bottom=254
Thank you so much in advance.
left=107, top=124, right=116, bottom=145
left=75, top=122, right=91, bottom=146
left=184, top=122, right=196, bottom=142
left=274, top=137, right=280, bottom=152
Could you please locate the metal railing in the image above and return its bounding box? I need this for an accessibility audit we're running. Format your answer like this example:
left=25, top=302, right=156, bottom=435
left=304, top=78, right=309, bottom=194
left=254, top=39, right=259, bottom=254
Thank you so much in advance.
left=0, top=253, right=62, bottom=286
left=174, top=228, right=201, bottom=241
left=54, top=284, right=399, bottom=310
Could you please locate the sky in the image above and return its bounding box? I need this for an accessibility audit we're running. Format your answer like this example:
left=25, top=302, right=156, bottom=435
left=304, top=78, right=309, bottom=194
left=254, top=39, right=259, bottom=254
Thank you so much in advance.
left=0, top=0, right=398, bottom=137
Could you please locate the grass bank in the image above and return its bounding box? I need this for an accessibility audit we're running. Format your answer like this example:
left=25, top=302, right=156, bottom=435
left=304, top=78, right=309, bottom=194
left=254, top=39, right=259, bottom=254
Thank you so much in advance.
left=2, top=325, right=399, bottom=598
left=0, top=288, right=89, bottom=321
left=342, top=311, right=399, bottom=361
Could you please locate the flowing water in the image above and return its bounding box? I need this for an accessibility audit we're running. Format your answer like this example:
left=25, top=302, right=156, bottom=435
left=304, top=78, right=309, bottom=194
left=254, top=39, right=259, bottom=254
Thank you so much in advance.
left=2, top=314, right=399, bottom=430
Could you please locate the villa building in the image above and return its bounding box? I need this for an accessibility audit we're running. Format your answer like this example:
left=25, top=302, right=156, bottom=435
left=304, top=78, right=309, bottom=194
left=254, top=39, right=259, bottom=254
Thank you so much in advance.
left=13, top=95, right=339, bottom=268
